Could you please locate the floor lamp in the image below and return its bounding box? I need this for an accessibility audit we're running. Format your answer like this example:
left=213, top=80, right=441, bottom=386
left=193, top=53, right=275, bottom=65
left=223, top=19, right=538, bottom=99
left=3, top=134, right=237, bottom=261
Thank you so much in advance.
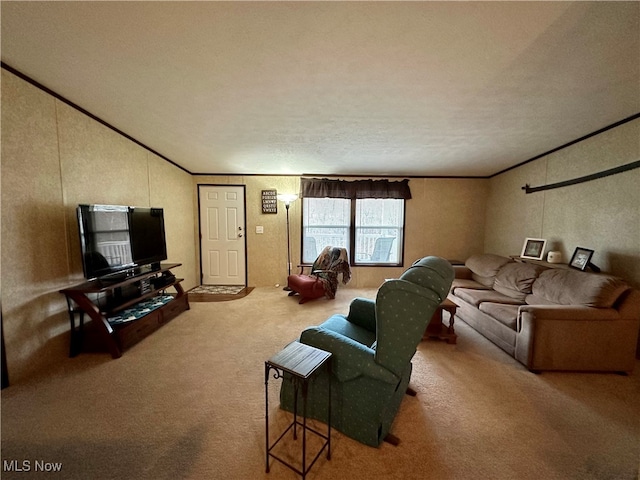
left=277, top=193, right=298, bottom=291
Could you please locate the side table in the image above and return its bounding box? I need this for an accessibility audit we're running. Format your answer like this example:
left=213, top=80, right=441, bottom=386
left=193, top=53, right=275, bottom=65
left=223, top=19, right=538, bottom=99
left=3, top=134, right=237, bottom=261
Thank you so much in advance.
left=424, top=298, right=458, bottom=344
left=265, top=341, right=332, bottom=479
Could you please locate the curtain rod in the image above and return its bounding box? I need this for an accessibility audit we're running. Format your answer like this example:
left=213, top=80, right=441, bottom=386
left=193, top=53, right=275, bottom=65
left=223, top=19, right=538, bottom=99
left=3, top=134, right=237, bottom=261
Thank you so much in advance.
left=522, top=160, right=640, bottom=194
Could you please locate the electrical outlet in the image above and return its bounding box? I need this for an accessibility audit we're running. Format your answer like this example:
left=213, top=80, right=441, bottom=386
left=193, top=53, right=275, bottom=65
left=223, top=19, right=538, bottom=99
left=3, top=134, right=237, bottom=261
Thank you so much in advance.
left=256, top=226, right=264, bottom=234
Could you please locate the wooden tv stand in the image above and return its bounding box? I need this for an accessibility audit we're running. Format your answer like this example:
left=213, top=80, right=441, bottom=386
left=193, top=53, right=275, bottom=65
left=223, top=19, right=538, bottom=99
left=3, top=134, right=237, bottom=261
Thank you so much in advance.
left=60, top=263, right=189, bottom=358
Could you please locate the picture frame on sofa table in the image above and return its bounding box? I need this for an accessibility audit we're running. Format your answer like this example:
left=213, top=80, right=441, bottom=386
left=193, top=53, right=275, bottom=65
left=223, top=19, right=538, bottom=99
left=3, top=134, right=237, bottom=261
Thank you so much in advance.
left=569, top=247, right=594, bottom=271
left=520, top=238, right=547, bottom=260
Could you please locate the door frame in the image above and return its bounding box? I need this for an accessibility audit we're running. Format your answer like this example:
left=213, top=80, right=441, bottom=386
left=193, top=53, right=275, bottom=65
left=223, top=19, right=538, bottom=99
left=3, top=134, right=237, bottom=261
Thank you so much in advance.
left=197, top=184, right=248, bottom=286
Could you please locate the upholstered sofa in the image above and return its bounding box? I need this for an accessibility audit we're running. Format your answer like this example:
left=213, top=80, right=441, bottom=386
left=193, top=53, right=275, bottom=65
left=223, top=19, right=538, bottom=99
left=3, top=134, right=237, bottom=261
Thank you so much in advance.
left=448, top=254, right=640, bottom=373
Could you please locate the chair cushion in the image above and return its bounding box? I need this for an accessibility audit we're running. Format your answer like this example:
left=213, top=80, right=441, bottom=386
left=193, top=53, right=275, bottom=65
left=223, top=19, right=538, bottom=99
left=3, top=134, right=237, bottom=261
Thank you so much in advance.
left=287, top=274, right=325, bottom=300
left=320, top=314, right=377, bottom=347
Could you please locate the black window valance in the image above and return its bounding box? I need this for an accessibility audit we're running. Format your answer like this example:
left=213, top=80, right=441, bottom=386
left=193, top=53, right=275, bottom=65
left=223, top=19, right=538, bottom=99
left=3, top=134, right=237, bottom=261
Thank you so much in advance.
left=301, top=178, right=411, bottom=200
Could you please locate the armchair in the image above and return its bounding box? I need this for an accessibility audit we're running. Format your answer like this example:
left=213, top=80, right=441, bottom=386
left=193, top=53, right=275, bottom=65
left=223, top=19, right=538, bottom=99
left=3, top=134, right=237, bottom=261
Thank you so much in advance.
left=279, top=256, right=454, bottom=447
left=287, top=246, right=351, bottom=304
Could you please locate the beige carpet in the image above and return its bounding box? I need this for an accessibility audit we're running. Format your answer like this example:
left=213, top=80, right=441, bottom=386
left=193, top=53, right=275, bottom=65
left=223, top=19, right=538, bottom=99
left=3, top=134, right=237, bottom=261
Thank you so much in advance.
left=2, top=287, right=639, bottom=480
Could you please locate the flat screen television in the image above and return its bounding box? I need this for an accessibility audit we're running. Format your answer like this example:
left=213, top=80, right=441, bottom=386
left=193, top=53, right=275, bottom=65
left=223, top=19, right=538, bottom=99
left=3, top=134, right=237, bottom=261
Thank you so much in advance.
left=77, top=204, right=167, bottom=280
left=129, top=206, right=168, bottom=269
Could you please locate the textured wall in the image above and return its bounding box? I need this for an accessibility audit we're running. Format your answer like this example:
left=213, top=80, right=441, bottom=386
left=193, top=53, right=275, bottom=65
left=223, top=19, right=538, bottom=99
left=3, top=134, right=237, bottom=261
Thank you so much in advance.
left=194, top=176, right=489, bottom=288
left=1, top=70, right=197, bottom=382
left=485, top=119, right=640, bottom=288
left=1, top=70, right=69, bottom=382
left=148, top=154, right=197, bottom=288
left=193, top=175, right=303, bottom=289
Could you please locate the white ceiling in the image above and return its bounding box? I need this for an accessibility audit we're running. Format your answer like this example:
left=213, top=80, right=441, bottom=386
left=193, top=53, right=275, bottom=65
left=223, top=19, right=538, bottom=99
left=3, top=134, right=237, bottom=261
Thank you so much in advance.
left=1, top=1, right=638, bottom=177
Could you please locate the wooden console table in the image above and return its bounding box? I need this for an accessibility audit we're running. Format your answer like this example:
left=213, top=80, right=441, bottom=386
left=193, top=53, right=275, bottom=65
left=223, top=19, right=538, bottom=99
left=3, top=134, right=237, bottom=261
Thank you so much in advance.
left=423, top=298, right=458, bottom=344
left=510, top=256, right=572, bottom=270
left=60, top=263, right=189, bottom=358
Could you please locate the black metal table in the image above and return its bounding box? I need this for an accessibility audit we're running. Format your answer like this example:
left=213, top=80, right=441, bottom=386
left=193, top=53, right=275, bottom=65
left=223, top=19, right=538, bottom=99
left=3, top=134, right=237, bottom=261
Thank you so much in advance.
left=265, top=341, right=332, bottom=479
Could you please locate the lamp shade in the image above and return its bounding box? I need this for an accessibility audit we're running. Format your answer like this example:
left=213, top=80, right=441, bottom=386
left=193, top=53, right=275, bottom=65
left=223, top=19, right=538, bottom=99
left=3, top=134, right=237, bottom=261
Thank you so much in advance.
left=277, top=193, right=298, bottom=206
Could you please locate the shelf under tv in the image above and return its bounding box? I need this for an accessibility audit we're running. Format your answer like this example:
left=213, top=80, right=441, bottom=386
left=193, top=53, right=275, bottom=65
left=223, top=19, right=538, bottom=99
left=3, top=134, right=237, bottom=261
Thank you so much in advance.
left=60, top=263, right=190, bottom=358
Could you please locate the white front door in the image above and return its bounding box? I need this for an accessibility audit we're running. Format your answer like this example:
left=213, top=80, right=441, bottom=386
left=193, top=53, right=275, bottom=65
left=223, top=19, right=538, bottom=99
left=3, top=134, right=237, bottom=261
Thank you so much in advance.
left=199, top=185, right=246, bottom=285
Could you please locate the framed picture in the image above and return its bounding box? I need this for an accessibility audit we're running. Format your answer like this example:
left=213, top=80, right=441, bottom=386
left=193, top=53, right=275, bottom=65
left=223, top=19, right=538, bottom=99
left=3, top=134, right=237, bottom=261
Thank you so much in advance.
left=261, top=189, right=278, bottom=214
left=569, top=247, right=594, bottom=271
left=520, top=238, right=547, bottom=260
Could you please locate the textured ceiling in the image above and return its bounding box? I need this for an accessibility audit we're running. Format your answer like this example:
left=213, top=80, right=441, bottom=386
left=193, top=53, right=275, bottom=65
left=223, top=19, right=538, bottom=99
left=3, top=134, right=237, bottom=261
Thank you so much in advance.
left=1, top=1, right=638, bottom=177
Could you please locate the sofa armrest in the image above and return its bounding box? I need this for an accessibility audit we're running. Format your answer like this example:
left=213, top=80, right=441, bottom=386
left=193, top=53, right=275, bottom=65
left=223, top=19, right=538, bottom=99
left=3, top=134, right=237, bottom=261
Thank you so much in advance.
left=515, top=305, right=639, bottom=372
left=300, top=326, right=399, bottom=385
left=453, top=265, right=472, bottom=280
left=347, top=297, right=377, bottom=333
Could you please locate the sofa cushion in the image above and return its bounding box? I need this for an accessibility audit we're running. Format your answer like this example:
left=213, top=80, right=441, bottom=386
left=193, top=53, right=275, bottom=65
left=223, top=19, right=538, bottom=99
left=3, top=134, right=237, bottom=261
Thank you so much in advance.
left=454, top=288, right=524, bottom=307
left=523, top=294, right=558, bottom=306
left=465, top=254, right=513, bottom=287
left=493, top=262, right=546, bottom=301
left=450, top=278, right=492, bottom=295
left=530, top=269, right=630, bottom=308
left=478, top=303, right=520, bottom=330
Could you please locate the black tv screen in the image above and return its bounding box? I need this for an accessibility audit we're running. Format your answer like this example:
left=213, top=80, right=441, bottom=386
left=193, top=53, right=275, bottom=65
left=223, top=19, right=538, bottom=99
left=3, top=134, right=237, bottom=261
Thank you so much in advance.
left=129, top=207, right=167, bottom=268
left=77, top=204, right=168, bottom=280
left=77, top=204, right=135, bottom=280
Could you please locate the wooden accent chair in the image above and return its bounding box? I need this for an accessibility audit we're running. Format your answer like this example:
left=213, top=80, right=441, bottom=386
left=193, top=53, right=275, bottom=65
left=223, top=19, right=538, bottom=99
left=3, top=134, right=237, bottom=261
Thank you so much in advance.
left=287, top=246, right=351, bottom=304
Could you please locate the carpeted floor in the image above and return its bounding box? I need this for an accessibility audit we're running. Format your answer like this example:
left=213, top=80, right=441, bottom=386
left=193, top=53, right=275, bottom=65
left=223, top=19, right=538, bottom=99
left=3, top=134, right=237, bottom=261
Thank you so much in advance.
left=2, top=287, right=639, bottom=480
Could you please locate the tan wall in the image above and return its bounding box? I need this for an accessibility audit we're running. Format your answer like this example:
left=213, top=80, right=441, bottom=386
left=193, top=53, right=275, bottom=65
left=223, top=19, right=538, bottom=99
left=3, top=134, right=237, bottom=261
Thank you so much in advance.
left=194, top=176, right=489, bottom=288
left=1, top=70, right=198, bottom=382
left=485, top=118, right=640, bottom=288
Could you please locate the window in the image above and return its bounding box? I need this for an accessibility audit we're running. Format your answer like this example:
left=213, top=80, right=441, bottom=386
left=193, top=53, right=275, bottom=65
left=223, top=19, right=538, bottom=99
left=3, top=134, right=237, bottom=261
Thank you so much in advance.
left=302, top=197, right=405, bottom=266
left=355, top=198, right=404, bottom=264
left=300, top=177, right=411, bottom=266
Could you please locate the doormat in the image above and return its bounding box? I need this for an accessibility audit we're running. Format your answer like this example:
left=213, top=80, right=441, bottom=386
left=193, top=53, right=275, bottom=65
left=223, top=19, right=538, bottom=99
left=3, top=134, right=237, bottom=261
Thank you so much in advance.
left=188, top=285, right=253, bottom=302
left=190, top=285, right=245, bottom=295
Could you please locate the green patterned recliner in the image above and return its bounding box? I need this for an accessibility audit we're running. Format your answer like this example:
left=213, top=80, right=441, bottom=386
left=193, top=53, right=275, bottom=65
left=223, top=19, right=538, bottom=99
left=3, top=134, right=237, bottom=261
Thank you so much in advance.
left=279, top=256, right=454, bottom=447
